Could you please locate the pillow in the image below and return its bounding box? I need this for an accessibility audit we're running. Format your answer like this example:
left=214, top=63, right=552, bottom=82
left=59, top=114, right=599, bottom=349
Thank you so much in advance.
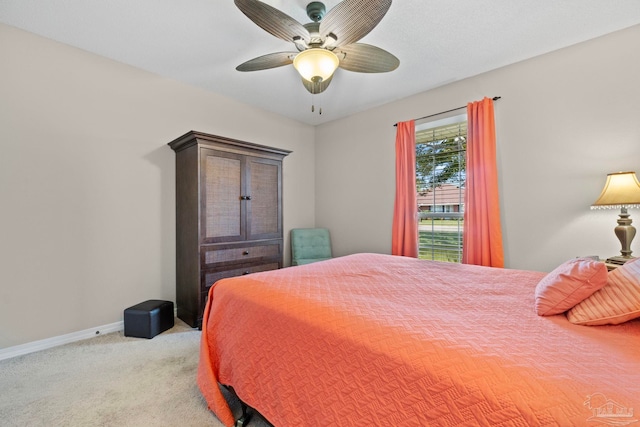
left=567, top=257, right=640, bottom=325
left=534, top=258, right=608, bottom=316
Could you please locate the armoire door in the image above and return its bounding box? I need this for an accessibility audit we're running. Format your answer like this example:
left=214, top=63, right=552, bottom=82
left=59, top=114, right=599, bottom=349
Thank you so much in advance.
left=246, top=156, right=283, bottom=241
left=200, top=148, right=246, bottom=244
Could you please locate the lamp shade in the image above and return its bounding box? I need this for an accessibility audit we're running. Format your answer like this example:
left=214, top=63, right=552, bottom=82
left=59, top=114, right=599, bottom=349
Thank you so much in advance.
left=592, top=171, right=640, bottom=209
left=293, top=48, right=339, bottom=83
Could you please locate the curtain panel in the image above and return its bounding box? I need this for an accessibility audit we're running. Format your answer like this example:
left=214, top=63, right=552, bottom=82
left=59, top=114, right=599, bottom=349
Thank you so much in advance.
left=462, top=97, right=504, bottom=267
left=392, top=120, right=418, bottom=257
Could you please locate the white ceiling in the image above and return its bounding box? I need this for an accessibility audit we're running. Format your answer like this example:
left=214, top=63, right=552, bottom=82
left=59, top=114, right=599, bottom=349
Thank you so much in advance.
left=1, top=0, right=639, bottom=126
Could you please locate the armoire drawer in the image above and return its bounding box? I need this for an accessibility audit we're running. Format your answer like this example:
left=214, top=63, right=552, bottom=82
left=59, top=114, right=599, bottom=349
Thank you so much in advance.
left=202, top=262, right=280, bottom=290
left=201, top=241, right=281, bottom=267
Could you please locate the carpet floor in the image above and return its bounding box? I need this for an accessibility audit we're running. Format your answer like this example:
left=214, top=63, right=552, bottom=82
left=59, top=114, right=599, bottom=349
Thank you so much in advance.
left=0, top=319, right=272, bottom=426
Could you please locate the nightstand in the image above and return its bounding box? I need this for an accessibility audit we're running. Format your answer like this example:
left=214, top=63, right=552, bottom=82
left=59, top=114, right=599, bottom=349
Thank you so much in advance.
left=605, top=261, right=620, bottom=271
left=603, top=257, right=636, bottom=271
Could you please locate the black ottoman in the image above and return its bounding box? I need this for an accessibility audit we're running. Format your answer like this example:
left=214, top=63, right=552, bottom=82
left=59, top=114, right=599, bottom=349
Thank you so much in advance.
left=124, top=300, right=174, bottom=339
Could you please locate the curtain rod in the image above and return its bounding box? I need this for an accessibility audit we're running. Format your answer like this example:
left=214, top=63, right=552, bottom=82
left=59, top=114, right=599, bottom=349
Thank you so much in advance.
left=393, top=96, right=501, bottom=127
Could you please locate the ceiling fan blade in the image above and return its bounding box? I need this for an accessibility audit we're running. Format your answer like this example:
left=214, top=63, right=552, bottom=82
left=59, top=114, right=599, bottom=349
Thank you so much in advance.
left=301, top=75, right=333, bottom=94
left=336, top=43, right=399, bottom=73
left=235, top=0, right=310, bottom=43
left=236, top=52, right=296, bottom=72
left=319, top=0, right=392, bottom=47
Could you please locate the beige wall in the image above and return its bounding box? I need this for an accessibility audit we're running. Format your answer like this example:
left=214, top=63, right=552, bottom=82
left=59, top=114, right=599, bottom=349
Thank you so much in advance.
left=0, top=24, right=316, bottom=348
left=3, top=22, right=640, bottom=348
left=315, top=24, right=640, bottom=272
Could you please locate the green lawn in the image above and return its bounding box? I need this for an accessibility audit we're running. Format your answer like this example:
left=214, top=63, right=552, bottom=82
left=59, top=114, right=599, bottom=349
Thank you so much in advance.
left=419, top=230, right=462, bottom=263
left=419, top=219, right=461, bottom=226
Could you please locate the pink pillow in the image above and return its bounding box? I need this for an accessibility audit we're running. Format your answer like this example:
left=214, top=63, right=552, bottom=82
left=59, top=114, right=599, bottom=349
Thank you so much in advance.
left=534, top=258, right=608, bottom=316
left=567, top=257, right=640, bottom=325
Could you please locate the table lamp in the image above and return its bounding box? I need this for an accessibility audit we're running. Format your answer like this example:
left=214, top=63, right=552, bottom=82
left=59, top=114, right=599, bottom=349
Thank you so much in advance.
left=592, top=171, right=640, bottom=265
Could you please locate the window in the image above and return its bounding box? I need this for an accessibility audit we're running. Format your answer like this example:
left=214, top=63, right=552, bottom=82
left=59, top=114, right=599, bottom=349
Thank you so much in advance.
left=416, top=115, right=467, bottom=263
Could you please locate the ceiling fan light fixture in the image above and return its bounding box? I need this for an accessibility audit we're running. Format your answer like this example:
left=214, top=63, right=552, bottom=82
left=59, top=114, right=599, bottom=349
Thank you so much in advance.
left=293, top=48, right=339, bottom=83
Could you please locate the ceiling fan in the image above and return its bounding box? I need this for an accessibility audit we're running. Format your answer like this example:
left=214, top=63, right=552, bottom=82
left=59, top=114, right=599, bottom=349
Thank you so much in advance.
left=234, top=0, right=400, bottom=95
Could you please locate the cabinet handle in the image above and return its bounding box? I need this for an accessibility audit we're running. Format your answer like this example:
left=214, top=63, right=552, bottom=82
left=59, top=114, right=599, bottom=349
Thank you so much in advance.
left=246, top=196, right=252, bottom=200
left=240, top=195, right=252, bottom=201
left=242, top=250, right=250, bottom=255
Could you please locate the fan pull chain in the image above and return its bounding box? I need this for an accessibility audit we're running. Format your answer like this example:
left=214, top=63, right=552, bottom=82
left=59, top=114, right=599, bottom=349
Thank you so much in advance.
left=310, top=93, right=324, bottom=115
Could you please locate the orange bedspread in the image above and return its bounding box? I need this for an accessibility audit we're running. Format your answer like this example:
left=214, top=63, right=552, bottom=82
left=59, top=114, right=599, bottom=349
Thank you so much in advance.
left=198, top=253, right=640, bottom=426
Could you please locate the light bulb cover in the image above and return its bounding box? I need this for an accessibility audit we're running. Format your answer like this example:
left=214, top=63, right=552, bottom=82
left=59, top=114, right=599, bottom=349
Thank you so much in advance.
left=293, top=48, right=339, bottom=83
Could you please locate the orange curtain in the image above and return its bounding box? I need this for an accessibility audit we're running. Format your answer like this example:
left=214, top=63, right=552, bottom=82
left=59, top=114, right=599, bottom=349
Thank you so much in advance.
left=392, top=120, right=418, bottom=257
left=462, top=98, right=504, bottom=267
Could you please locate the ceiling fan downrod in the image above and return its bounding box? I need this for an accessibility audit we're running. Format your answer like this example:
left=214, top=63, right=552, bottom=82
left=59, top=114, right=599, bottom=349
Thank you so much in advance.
left=306, top=2, right=326, bottom=22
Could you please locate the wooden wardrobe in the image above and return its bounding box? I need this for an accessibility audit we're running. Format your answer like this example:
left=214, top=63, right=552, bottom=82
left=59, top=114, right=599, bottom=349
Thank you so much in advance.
left=168, top=131, right=291, bottom=328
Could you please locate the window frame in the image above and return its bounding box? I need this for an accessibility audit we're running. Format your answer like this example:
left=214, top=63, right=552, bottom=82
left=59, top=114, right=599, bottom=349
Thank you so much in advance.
left=415, top=113, right=467, bottom=263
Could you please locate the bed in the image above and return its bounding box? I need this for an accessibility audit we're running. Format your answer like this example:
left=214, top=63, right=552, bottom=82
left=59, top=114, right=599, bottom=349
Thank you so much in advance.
left=197, top=253, right=640, bottom=426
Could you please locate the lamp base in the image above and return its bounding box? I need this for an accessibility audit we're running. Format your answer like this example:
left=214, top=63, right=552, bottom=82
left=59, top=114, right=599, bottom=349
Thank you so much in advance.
left=605, top=255, right=636, bottom=266
left=613, top=207, right=636, bottom=259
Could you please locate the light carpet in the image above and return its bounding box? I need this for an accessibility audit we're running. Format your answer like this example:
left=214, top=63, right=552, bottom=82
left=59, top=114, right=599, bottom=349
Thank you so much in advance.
left=0, top=319, right=271, bottom=426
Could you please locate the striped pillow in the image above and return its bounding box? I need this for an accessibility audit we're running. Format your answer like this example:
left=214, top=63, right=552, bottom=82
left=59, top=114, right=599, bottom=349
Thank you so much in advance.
left=567, top=257, right=640, bottom=325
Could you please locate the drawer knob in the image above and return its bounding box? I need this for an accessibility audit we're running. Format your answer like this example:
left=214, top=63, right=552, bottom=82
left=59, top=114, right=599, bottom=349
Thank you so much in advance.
left=243, top=250, right=250, bottom=255
left=242, top=271, right=250, bottom=275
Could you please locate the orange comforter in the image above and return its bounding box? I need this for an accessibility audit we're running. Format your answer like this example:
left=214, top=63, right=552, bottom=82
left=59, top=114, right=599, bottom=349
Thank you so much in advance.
left=198, top=253, right=640, bottom=426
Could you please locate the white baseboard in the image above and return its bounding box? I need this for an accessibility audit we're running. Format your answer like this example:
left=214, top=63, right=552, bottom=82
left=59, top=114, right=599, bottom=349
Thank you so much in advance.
left=0, top=321, right=124, bottom=361
left=1, top=305, right=179, bottom=361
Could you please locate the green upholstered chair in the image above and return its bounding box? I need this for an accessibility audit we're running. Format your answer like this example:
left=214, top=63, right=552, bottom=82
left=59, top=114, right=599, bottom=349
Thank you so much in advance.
left=291, top=228, right=333, bottom=266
